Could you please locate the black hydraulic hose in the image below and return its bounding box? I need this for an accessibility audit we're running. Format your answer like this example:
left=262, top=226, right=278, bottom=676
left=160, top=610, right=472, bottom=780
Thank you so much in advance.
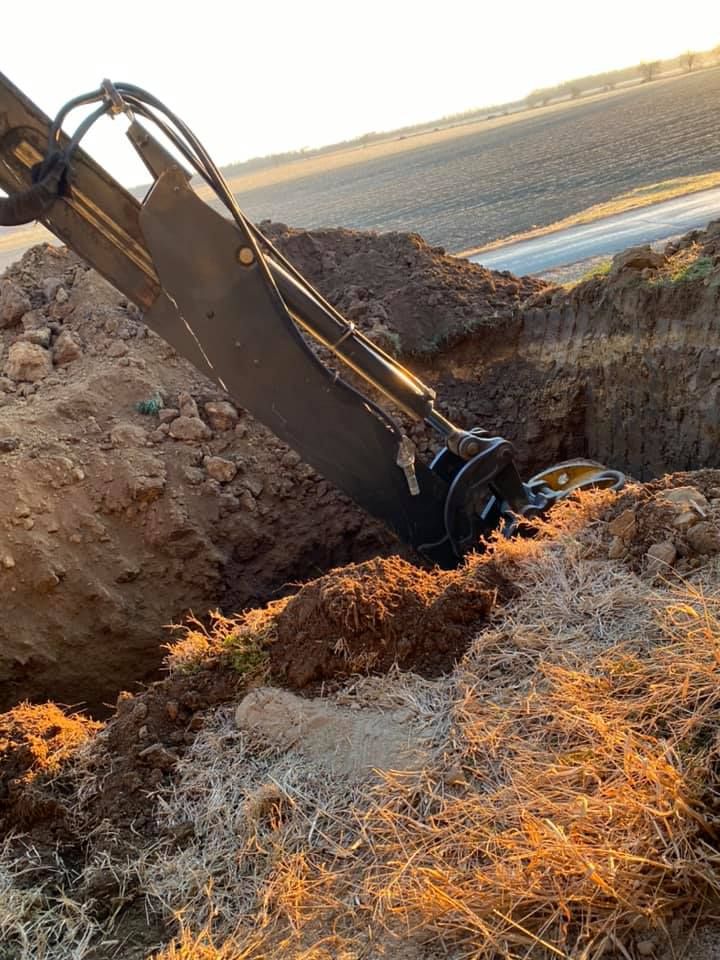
left=48, top=87, right=104, bottom=151
left=65, top=101, right=112, bottom=155
left=0, top=152, right=67, bottom=226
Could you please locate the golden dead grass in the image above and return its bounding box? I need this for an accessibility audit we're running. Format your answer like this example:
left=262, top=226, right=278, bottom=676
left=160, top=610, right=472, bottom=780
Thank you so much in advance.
left=140, top=494, right=720, bottom=958
left=5, top=491, right=720, bottom=959
left=0, top=701, right=101, bottom=782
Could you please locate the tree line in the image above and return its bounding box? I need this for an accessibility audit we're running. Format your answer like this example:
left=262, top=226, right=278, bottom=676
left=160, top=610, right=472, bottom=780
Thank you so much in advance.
left=526, top=44, right=720, bottom=107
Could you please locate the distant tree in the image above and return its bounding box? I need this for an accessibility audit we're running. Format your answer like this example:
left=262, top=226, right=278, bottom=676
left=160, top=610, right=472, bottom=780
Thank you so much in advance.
left=563, top=81, right=582, bottom=100
left=639, top=60, right=660, bottom=82
left=682, top=50, right=697, bottom=72
left=526, top=86, right=552, bottom=107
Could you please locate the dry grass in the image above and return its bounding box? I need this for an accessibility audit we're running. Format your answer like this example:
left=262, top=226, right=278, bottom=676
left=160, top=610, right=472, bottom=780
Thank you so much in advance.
left=137, top=493, right=720, bottom=957
left=5, top=491, right=720, bottom=959
left=0, top=837, right=103, bottom=960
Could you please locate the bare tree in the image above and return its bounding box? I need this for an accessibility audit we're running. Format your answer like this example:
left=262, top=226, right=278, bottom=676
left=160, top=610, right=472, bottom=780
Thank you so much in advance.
left=639, top=61, right=660, bottom=82
left=682, top=50, right=697, bottom=72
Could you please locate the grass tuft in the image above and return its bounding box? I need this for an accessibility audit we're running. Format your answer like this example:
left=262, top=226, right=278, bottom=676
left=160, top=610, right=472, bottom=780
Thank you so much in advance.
left=136, top=394, right=164, bottom=416
left=667, top=255, right=714, bottom=283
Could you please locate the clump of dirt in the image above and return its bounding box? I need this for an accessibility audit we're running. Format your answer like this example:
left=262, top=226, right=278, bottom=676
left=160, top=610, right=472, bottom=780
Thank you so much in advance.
left=268, top=555, right=513, bottom=688
left=599, top=468, right=720, bottom=576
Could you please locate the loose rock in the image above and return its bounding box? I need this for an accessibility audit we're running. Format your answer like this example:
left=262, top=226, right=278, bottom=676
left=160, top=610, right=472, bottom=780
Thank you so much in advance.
left=19, top=327, right=52, bottom=348
left=52, top=330, right=83, bottom=366
left=42, top=277, right=64, bottom=301
left=0, top=280, right=31, bottom=328
left=204, top=455, right=238, bottom=483
left=177, top=392, right=199, bottom=418
left=4, top=341, right=52, bottom=382
left=169, top=416, right=212, bottom=441
left=110, top=422, right=148, bottom=446
left=686, top=521, right=720, bottom=555
left=646, top=541, right=677, bottom=575
left=204, top=400, right=239, bottom=431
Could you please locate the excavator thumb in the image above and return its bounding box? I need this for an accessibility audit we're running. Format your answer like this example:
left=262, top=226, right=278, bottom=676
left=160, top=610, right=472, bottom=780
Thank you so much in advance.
left=0, top=74, right=623, bottom=566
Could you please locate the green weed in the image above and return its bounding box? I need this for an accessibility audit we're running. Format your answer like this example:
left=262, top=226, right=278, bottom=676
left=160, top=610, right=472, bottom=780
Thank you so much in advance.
left=223, top=632, right=268, bottom=676
left=136, top=393, right=164, bottom=415
left=667, top=256, right=714, bottom=283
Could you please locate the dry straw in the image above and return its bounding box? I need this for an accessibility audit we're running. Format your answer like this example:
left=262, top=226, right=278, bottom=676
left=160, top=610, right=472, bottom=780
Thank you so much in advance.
left=4, top=492, right=720, bottom=959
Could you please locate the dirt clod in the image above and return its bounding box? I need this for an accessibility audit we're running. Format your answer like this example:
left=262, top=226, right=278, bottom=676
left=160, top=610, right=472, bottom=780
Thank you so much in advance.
left=269, top=555, right=501, bottom=688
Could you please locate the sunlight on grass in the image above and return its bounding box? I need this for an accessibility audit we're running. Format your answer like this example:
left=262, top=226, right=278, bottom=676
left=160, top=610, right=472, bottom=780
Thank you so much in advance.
left=465, top=169, right=720, bottom=257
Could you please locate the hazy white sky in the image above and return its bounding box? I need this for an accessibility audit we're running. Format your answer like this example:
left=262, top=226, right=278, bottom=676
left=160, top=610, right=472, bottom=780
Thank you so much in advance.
left=2, top=0, right=718, bottom=186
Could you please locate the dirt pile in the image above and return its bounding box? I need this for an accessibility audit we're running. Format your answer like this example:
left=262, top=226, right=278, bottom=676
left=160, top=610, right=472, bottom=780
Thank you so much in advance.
left=269, top=554, right=514, bottom=688
left=2, top=216, right=720, bottom=713
left=0, top=246, right=398, bottom=712
left=261, top=221, right=546, bottom=354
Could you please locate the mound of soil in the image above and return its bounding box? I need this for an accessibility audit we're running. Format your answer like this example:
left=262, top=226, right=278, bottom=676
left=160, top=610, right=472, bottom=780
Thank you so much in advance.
left=0, top=246, right=400, bottom=712
left=269, top=555, right=514, bottom=688
left=260, top=221, right=546, bottom=354
left=600, top=468, right=720, bottom=575
left=2, top=216, right=720, bottom=713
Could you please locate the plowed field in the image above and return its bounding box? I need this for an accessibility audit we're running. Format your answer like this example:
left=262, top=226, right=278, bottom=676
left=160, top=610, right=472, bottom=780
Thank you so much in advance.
left=230, top=68, right=720, bottom=251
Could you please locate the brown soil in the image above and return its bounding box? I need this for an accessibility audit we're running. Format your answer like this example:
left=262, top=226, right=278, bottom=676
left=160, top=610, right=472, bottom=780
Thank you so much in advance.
left=258, top=222, right=546, bottom=354
left=0, top=246, right=401, bottom=714
left=269, top=554, right=514, bottom=688
left=1, top=216, right=719, bottom=716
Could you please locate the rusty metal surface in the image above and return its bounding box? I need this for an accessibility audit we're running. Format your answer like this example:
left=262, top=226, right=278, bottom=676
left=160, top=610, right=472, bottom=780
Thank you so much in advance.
left=0, top=72, right=159, bottom=308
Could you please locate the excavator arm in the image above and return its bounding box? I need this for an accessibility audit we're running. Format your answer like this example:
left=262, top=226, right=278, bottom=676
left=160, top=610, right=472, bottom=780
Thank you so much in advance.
left=0, top=75, right=623, bottom=566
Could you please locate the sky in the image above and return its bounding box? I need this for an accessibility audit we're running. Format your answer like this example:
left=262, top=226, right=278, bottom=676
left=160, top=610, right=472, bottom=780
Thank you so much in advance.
left=1, top=0, right=718, bottom=188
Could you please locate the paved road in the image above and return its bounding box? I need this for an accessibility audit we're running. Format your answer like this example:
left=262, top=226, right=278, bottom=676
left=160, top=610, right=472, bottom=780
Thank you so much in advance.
left=469, top=187, right=720, bottom=275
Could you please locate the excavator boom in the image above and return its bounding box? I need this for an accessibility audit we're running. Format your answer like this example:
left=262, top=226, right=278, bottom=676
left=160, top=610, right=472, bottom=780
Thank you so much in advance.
left=0, top=75, right=623, bottom=565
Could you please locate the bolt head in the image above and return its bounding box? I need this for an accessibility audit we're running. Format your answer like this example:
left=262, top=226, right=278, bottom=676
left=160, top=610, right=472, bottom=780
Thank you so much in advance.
left=237, top=247, right=255, bottom=266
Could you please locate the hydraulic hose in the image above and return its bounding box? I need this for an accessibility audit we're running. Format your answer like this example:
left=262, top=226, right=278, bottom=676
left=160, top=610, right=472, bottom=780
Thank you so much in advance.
left=0, top=152, right=67, bottom=226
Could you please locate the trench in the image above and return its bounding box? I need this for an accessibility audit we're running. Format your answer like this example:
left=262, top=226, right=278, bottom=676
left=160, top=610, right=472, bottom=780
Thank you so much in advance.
left=3, top=235, right=719, bottom=716
left=412, top=273, right=720, bottom=485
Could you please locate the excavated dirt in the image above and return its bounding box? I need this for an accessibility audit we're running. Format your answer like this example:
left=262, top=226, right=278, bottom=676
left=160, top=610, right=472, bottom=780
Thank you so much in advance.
left=1, top=218, right=720, bottom=713
left=258, top=221, right=547, bottom=354
left=268, top=554, right=514, bottom=688
left=267, top=220, right=720, bottom=481
left=0, top=247, right=402, bottom=713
